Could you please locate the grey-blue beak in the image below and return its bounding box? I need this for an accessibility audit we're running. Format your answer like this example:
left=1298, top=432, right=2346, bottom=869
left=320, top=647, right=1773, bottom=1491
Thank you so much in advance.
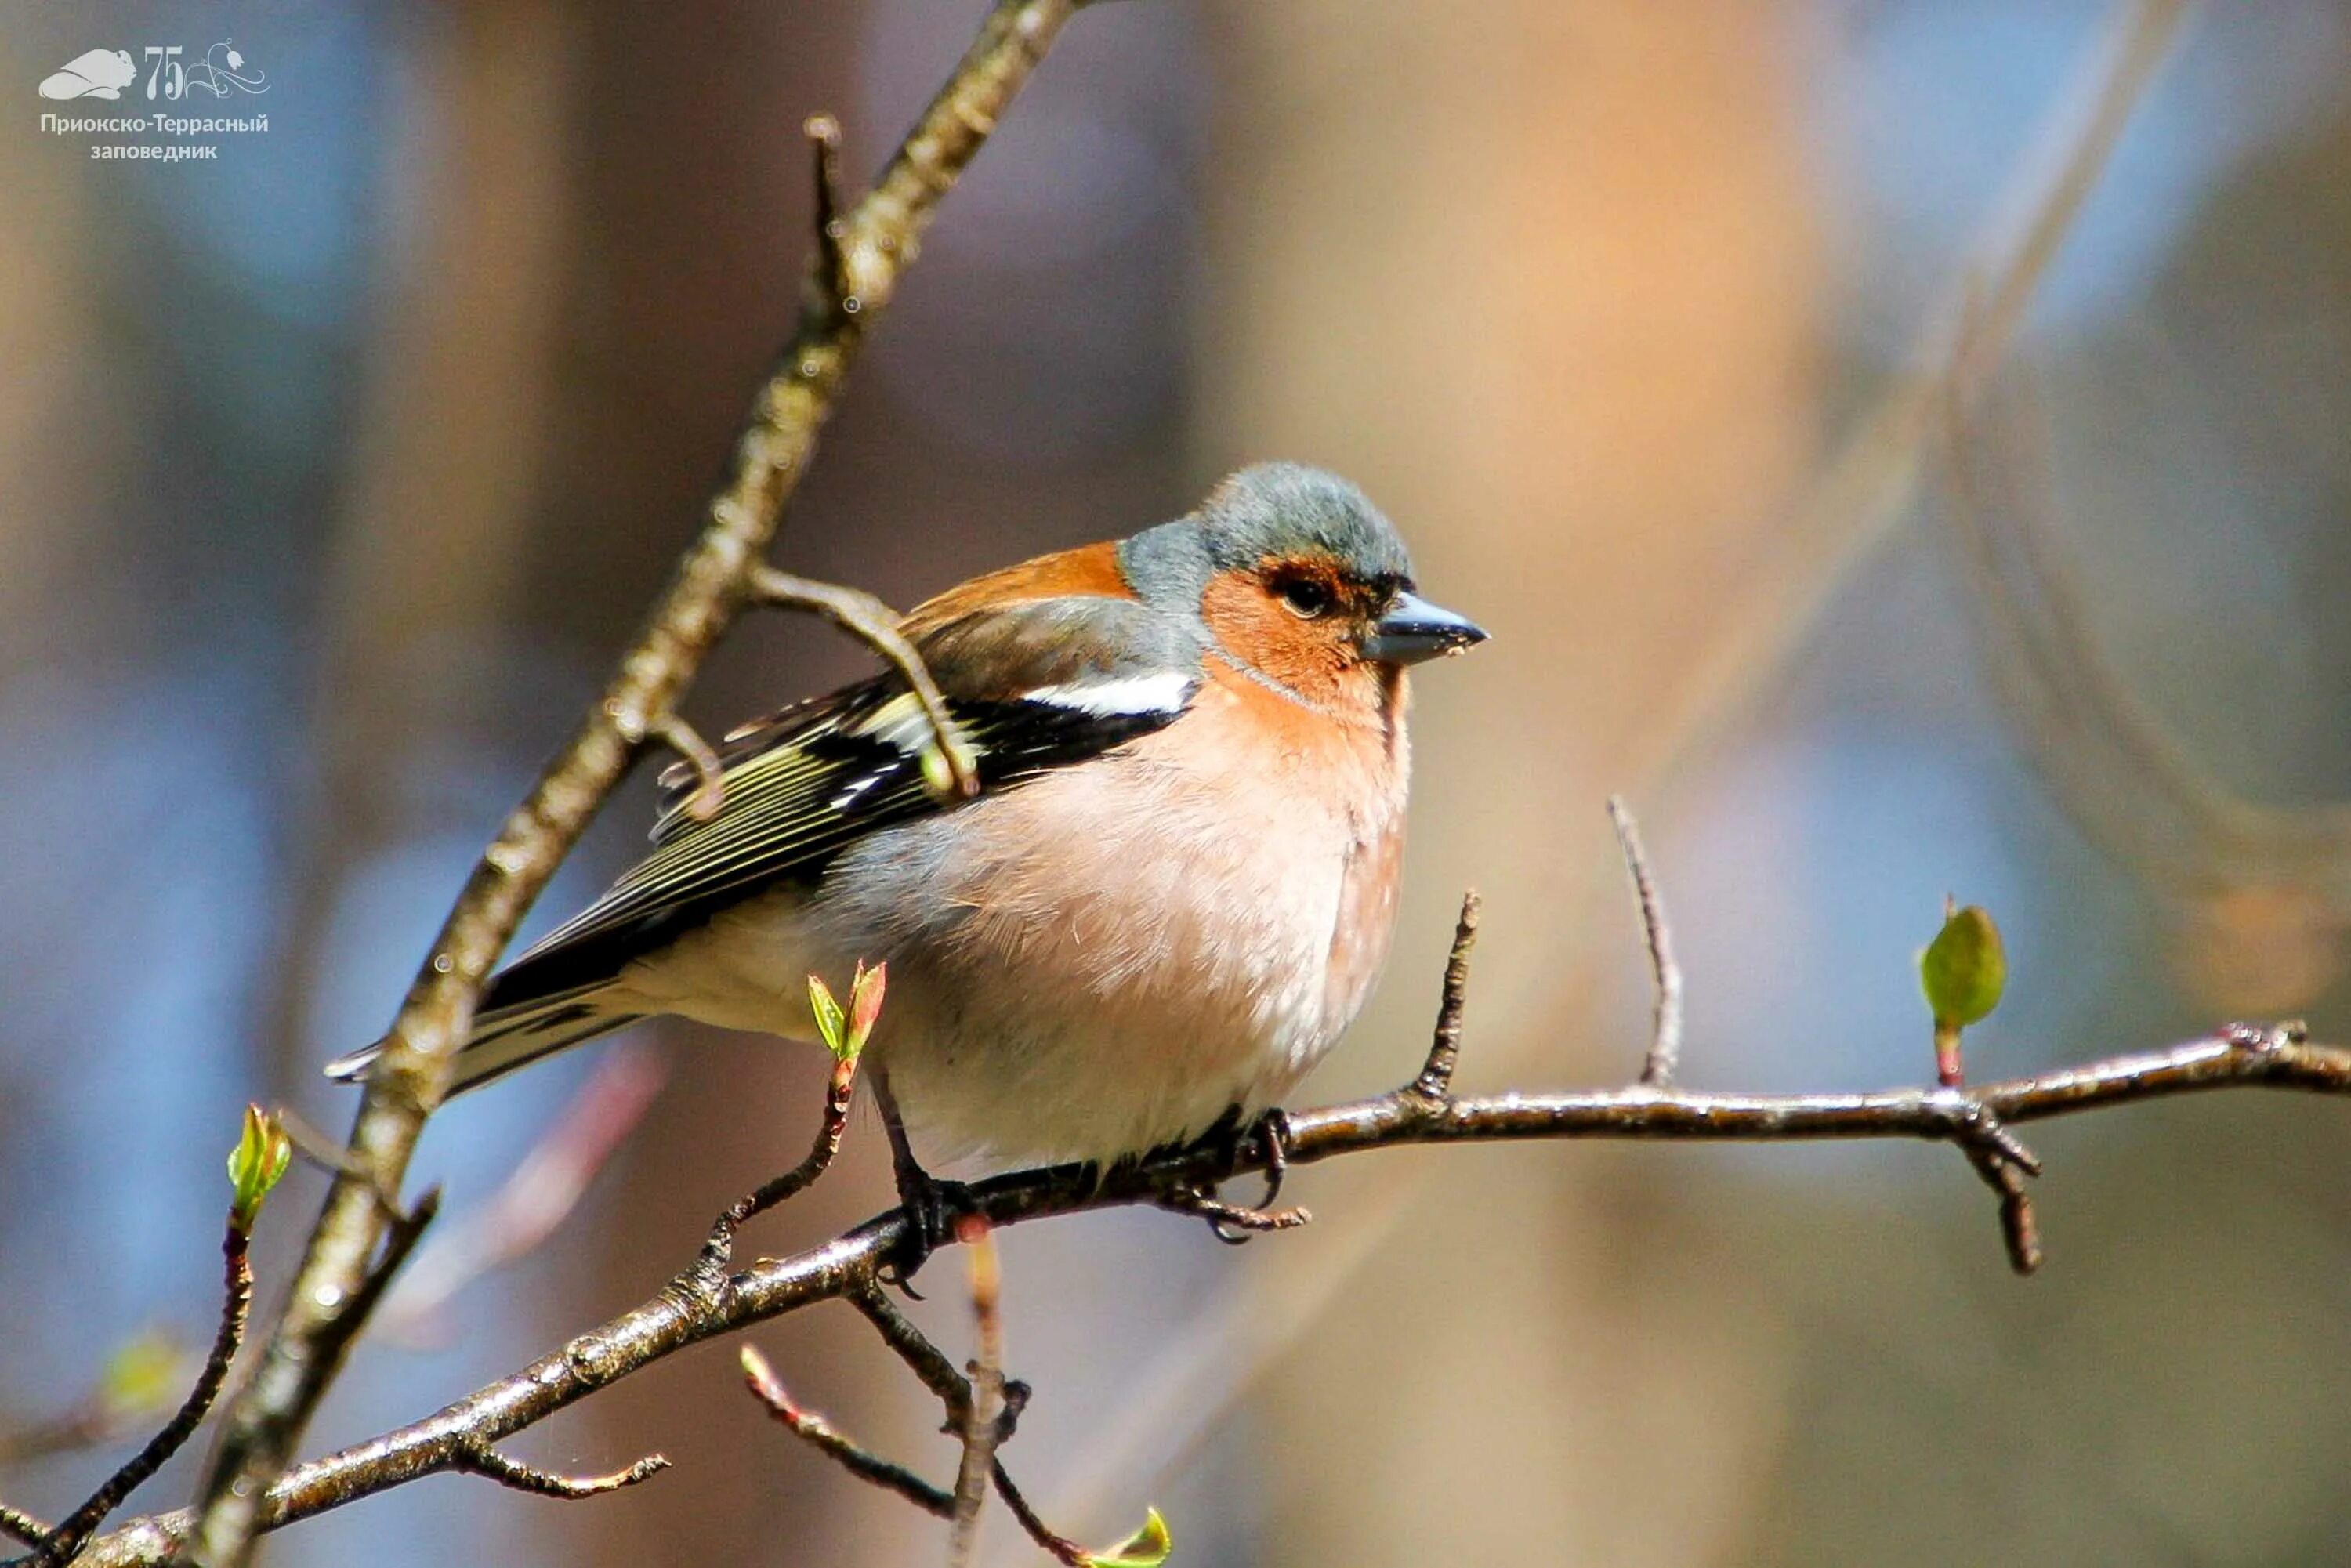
left=1364, top=589, right=1488, bottom=665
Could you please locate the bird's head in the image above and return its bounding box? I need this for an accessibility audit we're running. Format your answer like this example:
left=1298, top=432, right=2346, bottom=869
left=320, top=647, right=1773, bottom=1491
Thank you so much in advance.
left=1119, top=463, right=1487, bottom=711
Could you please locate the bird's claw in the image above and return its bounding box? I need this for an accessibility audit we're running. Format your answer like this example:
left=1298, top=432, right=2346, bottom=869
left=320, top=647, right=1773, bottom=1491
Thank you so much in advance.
left=1147, top=1106, right=1308, bottom=1242
left=880, top=1168, right=977, bottom=1295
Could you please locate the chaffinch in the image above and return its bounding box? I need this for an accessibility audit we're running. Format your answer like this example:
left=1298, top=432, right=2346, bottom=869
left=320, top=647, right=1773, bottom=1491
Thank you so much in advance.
left=329, top=463, right=1483, bottom=1216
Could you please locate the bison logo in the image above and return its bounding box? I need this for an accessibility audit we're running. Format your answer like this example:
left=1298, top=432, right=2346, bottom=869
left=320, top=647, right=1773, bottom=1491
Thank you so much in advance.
left=40, top=49, right=138, bottom=100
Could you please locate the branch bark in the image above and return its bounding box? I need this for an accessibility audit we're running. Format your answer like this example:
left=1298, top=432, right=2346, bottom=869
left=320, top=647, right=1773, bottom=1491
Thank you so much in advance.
left=23, top=1220, right=253, bottom=1565
left=60, top=1012, right=2346, bottom=1566
left=179, top=2, right=1077, bottom=1561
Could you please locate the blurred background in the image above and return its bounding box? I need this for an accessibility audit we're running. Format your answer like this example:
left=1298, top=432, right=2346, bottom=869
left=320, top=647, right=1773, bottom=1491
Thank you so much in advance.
left=5, top=0, right=2350, bottom=1562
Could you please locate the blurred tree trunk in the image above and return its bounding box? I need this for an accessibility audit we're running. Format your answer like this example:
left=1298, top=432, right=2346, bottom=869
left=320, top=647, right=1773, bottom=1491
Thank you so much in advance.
left=265, top=0, right=584, bottom=1094
left=1204, top=1, right=1824, bottom=1560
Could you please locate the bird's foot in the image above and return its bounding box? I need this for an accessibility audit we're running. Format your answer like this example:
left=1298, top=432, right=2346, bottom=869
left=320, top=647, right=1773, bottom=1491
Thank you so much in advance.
left=879, top=1164, right=978, bottom=1295
left=1161, top=1106, right=1308, bottom=1244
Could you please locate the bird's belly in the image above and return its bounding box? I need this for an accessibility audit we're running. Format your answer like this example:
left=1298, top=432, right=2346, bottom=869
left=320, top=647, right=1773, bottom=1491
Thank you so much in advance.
left=830, top=751, right=1390, bottom=1167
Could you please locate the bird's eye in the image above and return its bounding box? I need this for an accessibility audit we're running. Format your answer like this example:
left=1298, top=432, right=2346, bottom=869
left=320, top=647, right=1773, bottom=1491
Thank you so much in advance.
left=1274, top=575, right=1334, bottom=619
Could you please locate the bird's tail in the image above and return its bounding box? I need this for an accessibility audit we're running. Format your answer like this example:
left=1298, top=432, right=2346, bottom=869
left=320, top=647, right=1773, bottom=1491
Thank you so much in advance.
left=323, top=987, right=641, bottom=1098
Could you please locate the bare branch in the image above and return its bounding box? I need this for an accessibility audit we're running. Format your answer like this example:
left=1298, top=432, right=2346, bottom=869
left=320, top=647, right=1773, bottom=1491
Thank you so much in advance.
left=272, top=1106, right=406, bottom=1227
left=946, top=1222, right=1006, bottom=1568
left=747, top=566, right=978, bottom=799
left=741, top=1345, right=955, bottom=1515
left=1407, top=891, right=1481, bottom=1106
left=33, top=1222, right=253, bottom=1564
left=681, top=1046, right=860, bottom=1308
left=64, top=1005, right=2350, bottom=1566
left=0, top=1507, right=51, bottom=1550
left=752, top=1241, right=1103, bottom=1566
left=987, top=1463, right=1092, bottom=1567
left=183, top=3, right=1079, bottom=1558
left=849, top=1278, right=973, bottom=1418
left=744, top=1325, right=1095, bottom=1566
left=450, top=1441, right=668, bottom=1501
left=1607, top=798, right=1684, bottom=1087
left=1965, top=1140, right=2045, bottom=1276
left=644, top=714, right=726, bottom=824
left=803, top=114, right=852, bottom=317
left=335, top=1189, right=442, bottom=1349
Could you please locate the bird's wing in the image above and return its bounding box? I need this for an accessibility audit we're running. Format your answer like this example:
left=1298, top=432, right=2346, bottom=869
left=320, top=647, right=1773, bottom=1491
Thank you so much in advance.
left=484, top=591, right=1201, bottom=1011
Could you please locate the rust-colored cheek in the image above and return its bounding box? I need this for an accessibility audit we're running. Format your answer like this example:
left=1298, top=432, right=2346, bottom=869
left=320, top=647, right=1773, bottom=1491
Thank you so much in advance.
left=1199, top=570, right=1360, bottom=705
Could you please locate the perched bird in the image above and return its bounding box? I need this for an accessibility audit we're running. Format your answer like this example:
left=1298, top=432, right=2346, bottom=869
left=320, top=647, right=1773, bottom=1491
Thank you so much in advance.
left=328, top=463, right=1483, bottom=1249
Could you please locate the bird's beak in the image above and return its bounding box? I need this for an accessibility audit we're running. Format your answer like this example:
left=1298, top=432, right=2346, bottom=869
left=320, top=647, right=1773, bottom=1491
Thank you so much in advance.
left=1364, top=589, right=1488, bottom=665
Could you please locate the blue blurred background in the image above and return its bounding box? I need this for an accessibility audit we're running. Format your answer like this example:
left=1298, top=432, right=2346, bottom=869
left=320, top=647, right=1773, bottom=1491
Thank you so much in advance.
left=4, top=2, right=2349, bottom=1562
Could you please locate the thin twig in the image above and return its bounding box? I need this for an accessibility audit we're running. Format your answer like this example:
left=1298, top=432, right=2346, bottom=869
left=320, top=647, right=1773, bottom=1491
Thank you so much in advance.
left=741, top=1345, right=955, bottom=1514
left=184, top=5, right=1078, bottom=1558
left=646, top=714, right=726, bottom=823
left=748, top=567, right=978, bottom=799
left=450, top=1441, right=668, bottom=1501
left=805, top=114, right=852, bottom=317
left=849, top=1277, right=972, bottom=1418
left=34, top=1222, right=253, bottom=1564
left=1964, top=1144, right=2045, bottom=1275
left=987, top=1463, right=1091, bottom=1567
left=336, top=1188, right=441, bottom=1345
left=947, top=1222, right=1006, bottom=1568
left=685, top=1048, right=860, bottom=1309
left=1408, top=891, right=1482, bottom=1106
left=742, top=1344, right=1090, bottom=1563
left=1607, top=798, right=1685, bottom=1087
left=0, top=1508, right=51, bottom=1550
left=271, top=1106, right=406, bottom=1226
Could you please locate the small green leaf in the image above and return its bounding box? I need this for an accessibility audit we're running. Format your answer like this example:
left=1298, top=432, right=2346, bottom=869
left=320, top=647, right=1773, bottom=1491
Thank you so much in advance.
left=915, top=725, right=979, bottom=802
left=1087, top=1507, right=1172, bottom=1568
left=844, top=960, right=887, bottom=1059
left=918, top=742, right=957, bottom=800
left=226, top=1103, right=292, bottom=1232
left=98, top=1329, right=185, bottom=1419
left=807, top=973, right=849, bottom=1057
left=1921, top=904, right=2006, bottom=1030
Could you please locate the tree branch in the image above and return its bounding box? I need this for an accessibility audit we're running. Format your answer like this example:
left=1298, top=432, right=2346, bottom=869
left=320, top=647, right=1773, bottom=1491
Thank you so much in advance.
left=60, top=1001, right=2346, bottom=1564
left=743, top=1259, right=1108, bottom=1566
left=1607, top=798, right=1684, bottom=1088
left=25, top=1219, right=253, bottom=1565
left=447, top=1442, right=668, bottom=1501
left=0, top=1508, right=49, bottom=1551
left=677, top=1039, right=860, bottom=1310
left=1406, top=893, right=1480, bottom=1106
left=745, top=567, right=978, bottom=799
left=180, top=2, right=1078, bottom=1560
left=946, top=1223, right=1006, bottom=1568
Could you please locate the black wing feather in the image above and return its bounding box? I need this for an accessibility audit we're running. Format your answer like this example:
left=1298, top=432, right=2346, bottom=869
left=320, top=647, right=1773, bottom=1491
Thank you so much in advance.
left=481, top=679, right=1188, bottom=1016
